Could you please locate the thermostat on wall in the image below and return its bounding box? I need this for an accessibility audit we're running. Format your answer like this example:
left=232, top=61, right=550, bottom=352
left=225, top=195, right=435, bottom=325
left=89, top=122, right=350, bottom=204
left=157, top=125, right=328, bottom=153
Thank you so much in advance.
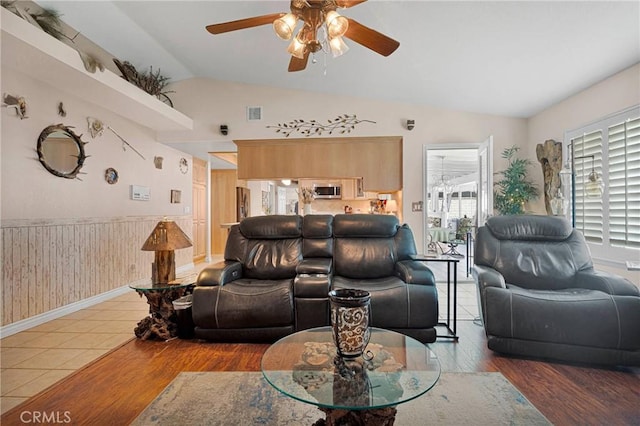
left=130, top=185, right=150, bottom=201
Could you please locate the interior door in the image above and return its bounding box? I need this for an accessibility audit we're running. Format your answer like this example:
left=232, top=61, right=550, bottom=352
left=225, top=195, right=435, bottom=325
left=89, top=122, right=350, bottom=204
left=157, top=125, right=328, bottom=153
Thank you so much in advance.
left=477, top=136, right=494, bottom=227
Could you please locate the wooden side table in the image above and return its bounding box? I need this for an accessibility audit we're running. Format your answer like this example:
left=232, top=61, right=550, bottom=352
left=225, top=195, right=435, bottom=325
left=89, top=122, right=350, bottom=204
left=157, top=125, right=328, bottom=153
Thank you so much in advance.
left=130, top=273, right=198, bottom=340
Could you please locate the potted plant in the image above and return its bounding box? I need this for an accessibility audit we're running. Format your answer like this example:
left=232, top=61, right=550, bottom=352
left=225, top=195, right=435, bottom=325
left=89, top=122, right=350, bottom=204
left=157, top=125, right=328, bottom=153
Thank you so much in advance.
left=494, top=146, right=539, bottom=215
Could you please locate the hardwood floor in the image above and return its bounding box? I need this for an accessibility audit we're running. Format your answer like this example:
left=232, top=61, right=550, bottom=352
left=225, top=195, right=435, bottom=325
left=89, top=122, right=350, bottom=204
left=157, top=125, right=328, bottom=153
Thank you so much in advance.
left=2, top=321, right=639, bottom=426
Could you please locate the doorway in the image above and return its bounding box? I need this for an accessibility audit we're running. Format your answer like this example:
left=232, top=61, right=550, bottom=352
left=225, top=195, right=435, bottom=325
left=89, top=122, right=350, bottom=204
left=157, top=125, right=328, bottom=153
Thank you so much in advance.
left=422, top=138, right=493, bottom=256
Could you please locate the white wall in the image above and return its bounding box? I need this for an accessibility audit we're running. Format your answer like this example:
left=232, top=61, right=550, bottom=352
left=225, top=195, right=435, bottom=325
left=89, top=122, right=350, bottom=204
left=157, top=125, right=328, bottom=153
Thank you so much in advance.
left=160, top=78, right=529, bottom=248
left=1, top=68, right=193, bottom=221
left=1, top=67, right=195, bottom=328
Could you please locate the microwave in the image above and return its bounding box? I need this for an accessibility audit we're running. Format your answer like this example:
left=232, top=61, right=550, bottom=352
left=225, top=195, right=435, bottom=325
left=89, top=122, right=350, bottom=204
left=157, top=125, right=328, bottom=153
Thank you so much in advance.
left=313, top=183, right=342, bottom=199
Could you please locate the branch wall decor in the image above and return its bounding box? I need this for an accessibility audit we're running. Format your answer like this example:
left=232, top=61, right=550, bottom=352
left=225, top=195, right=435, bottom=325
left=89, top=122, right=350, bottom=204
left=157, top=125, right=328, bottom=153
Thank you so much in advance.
left=267, top=114, right=376, bottom=137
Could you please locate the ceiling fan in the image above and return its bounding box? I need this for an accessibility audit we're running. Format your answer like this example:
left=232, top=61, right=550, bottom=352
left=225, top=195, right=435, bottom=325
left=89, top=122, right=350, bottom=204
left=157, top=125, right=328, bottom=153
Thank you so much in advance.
left=205, top=0, right=400, bottom=72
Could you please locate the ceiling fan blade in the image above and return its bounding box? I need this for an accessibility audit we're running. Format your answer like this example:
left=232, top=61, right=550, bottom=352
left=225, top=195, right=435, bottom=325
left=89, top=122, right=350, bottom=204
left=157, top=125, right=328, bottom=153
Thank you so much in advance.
left=288, top=51, right=310, bottom=72
left=344, top=18, right=400, bottom=57
left=206, top=13, right=285, bottom=34
left=336, top=0, right=368, bottom=8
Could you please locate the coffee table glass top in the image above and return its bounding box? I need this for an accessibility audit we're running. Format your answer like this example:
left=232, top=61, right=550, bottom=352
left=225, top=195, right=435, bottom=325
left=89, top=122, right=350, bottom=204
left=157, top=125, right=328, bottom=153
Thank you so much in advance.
left=261, top=327, right=441, bottom=410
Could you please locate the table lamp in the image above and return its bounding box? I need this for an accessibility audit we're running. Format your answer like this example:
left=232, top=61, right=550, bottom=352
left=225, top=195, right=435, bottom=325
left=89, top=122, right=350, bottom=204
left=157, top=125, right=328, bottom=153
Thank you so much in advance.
left=141, top=218, right=192, bottom=284
left=385, top=199, right=398, bottom=215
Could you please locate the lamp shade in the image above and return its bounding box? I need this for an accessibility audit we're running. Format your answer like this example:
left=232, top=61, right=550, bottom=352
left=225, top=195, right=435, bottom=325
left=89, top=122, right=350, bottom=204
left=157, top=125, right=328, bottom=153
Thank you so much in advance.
left=385, top=199, right=398, bottom=213
left=141, top=219, right=192, bottom=251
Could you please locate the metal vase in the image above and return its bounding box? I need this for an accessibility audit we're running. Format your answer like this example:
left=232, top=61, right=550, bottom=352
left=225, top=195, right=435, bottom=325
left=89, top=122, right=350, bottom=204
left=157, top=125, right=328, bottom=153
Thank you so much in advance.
left=329, top=289, right=371, bottom=358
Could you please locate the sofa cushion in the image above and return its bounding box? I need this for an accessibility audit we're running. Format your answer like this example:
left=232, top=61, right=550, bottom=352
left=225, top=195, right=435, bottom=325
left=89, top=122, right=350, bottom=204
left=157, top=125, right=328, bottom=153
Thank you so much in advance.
left=333, top=276, right=438, bottom=328
left=485, top=284, right=640, bottom=350
left=475, top=216, right=594, bottom=291
left=243, top=239, right=302, bottom=279
left=486, top=215, right=573, bottom=241
left=239, top=215, right=302, bottom=239
left=333, top=214, right=398, bottom=237
left=193, top=279, right=293, bottom=329
left=302, top=215, right=333, bottom=238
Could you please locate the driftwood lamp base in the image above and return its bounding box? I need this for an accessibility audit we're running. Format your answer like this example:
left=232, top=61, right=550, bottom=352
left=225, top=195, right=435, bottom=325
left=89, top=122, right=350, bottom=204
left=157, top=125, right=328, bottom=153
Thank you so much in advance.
left=151, top=250, right=176, bottom=284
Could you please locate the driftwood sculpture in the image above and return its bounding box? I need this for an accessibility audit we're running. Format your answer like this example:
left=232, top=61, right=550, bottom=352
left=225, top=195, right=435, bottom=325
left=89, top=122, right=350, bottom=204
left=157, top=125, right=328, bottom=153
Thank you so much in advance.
left=536, top=139, right=563, bottom=215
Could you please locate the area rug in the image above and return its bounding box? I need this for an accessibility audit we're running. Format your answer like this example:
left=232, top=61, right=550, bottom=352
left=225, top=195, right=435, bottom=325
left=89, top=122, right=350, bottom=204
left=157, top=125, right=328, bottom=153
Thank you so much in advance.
left=131, top=372, right=550, bottom=425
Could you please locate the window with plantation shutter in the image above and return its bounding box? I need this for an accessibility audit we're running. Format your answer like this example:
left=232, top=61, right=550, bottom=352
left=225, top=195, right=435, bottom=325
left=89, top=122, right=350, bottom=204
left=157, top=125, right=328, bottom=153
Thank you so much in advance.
left=572, top=130, right=603, bottom=243
left=565, top=105, right=640, bottom=261
left=608, top=117, right=640, bottom=249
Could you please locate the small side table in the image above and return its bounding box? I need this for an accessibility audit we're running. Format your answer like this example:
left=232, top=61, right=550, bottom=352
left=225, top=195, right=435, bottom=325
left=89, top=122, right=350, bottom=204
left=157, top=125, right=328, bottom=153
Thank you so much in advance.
left=130, top=273, right=198, bottom=340
left=410, top=254, right=460, bottom=340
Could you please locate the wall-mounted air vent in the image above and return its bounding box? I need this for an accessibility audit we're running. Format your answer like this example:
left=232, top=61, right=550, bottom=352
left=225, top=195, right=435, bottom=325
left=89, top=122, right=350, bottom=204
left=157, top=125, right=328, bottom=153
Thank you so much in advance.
left=246, top=106, right=262, bottom=121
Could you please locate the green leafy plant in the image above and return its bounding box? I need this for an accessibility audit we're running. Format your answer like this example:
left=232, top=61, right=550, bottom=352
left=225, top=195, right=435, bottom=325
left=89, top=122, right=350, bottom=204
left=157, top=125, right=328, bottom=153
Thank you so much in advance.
left=494, top=146, right=539, bottom=215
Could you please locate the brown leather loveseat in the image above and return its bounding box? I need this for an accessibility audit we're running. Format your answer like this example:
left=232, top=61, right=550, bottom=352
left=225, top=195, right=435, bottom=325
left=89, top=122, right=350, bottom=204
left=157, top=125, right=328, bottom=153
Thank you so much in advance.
left=192, top=214, right=438, bottom=343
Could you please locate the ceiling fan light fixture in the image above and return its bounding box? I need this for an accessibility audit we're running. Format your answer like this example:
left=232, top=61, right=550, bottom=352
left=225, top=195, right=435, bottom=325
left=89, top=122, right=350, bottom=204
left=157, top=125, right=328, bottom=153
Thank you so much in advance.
left=273, top=13, right=298, bottom=40
left=325, top=10, right=348, bottom=38
left=287, top=35, right=307, bottom=59
left=329, top=35, right=349, bottom=57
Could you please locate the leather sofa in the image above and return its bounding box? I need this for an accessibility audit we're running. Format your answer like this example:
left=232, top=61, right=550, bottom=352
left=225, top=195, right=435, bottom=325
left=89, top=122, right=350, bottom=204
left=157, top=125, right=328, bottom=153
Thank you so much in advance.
left=193, top=214, right=438, bottom=343
left=472, top=215, right=640, bottom=366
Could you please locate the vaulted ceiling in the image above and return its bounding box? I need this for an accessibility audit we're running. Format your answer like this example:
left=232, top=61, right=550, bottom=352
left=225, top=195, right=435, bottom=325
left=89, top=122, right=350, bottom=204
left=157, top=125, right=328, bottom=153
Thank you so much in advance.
left=38, top=1, right=640, bottom=118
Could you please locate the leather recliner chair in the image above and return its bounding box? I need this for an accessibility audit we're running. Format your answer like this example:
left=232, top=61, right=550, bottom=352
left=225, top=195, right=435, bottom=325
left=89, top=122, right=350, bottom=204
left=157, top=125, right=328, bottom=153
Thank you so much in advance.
left=472, top=215, right=640, bottom=366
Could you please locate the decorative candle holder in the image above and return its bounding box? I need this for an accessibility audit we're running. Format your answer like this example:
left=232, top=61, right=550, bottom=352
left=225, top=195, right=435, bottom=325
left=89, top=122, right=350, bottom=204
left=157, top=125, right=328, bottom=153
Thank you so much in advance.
left=329, top=289, right=371, bottom=358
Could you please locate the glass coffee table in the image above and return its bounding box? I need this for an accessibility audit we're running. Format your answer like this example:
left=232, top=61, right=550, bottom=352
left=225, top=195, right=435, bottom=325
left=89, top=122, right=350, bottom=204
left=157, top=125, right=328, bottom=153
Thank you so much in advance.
left=261, top=326, right=440, bottom=425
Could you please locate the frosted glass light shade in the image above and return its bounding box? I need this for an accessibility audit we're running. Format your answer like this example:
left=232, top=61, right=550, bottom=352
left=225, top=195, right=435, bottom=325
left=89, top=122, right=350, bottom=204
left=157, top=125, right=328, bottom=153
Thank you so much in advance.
left=325, top=11, right=348, bottom=38
left=329, top=36, right=349, bottom=57
left=287, top=36, right=307, bottom=59
left=274, top=13, right=298, bottom=40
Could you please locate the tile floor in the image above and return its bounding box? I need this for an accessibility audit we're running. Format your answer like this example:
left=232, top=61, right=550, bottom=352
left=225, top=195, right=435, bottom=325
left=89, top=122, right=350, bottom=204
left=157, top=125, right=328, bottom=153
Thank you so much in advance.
left=0, top=258, right=479, bottom=415
left=0, top=291, right=149, bottom=414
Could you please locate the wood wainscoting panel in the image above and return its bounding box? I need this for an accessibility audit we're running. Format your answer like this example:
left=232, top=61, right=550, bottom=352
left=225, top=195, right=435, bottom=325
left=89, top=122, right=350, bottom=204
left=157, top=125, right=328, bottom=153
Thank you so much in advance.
left=1, top=216, right=192, bottom=327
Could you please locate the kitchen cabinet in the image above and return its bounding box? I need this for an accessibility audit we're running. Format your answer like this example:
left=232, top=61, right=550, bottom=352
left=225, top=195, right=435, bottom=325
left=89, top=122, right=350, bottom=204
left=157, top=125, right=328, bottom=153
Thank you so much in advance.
left=235, top=136, right=402, bottom=192
left=341, top=178, right=375, bottom=200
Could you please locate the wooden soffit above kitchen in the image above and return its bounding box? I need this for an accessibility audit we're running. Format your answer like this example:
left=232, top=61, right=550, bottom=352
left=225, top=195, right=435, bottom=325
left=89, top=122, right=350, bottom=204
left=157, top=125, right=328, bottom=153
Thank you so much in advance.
left=234, top=136, right=402, bottom=192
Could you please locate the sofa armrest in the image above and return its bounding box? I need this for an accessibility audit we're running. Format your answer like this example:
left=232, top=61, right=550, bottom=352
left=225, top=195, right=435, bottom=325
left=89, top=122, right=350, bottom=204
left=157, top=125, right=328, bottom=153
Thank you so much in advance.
left=575, top=269, right=639, bottom=296
left=472, top=264, right=506, bottom=291
left=197, top=261, right=242, bottom=287
left=297, top=258, right=333, bottom=275
left=395, top=260, right=435, bottom=285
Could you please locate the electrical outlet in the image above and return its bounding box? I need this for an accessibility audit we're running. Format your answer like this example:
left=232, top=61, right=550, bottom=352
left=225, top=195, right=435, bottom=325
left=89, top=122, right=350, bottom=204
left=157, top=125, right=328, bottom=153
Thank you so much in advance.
left=412, top=201, right=423, bottom=212
left=184, top=206, right=191, bottom=214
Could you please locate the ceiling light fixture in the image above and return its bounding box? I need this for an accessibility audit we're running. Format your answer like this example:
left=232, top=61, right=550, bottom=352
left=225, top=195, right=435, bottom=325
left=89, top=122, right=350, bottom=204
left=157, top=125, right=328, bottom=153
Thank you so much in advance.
left=433, top=156, right=454, bottom=194
left=206, top=1, right=400, bottom=72
left=276, top=2, right=350, bottom=60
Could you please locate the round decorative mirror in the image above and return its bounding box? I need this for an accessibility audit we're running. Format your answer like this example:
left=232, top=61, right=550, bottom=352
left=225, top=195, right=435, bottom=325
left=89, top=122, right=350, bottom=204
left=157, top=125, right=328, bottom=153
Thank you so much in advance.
left=37, top=124, right=88, bottom=179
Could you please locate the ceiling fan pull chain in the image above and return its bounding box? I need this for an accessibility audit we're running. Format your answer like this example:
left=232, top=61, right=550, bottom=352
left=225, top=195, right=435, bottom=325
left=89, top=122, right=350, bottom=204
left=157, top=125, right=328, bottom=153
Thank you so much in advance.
left=323, top=50, right=328, bottom=76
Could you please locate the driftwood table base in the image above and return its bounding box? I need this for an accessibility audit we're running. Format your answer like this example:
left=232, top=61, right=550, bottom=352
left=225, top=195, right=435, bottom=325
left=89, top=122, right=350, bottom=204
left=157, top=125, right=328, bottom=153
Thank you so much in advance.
left=313, top=406, right=397, bottom=426
left=134, top=287, right=193, bottom=340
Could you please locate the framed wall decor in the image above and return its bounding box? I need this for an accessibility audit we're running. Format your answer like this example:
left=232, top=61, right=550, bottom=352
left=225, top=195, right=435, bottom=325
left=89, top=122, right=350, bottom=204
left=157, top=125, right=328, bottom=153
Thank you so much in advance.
left=179, top=157, right=188, bottom=174
left=105, top=167, right=119, bottom=184
left=171, top=189, right=182, bottom=203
